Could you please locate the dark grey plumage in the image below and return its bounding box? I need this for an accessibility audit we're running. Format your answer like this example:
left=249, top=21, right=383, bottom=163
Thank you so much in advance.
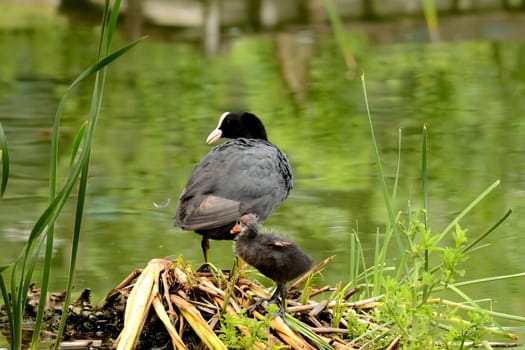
left=232, top=214, right=312, bottom=284
left=174, top=112, right=293, bottom=262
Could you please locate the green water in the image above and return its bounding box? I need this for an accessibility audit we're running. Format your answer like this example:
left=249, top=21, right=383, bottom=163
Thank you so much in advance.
left=1, top=5, right=525, bottom=346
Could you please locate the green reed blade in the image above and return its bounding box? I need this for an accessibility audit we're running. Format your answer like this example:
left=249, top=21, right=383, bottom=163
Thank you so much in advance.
left=422, top=124, right=428, bottom=229
left=0, top=273, right=14, bottom=346
left=462, top=208, right=512, bottom=254
left=0, top=122, right=9, bottom=198
left=106, top=0, right=122, bottom=51
left=69, top=121, right=88, bottom=168
left=437, top=179, right=500, bottom=242
left=445, top=284, right=525, bottom=324
left=421, top=124, right=430, bottom=300
left=392, top=128, right=402, bottom=209
left=26, top=3, right=142, bottom=347
left=286, top=315, right=333, bottom=350
left=361, top=74, right=406, bottom=292
left=446, top=272, right=525, bottom=290
left=324, top=0, right=356, bottom=75
left=422, top=0, right=440, bottom=41
left=70, top=38, right=143, bottom=92
left=53, top=1, right=137, bottom=347
left=52, top=149, right=92, bottom=349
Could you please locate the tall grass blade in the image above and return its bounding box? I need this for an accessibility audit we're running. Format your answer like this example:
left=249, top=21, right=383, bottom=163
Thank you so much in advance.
left=422, top=124, right=428, bottom=228
left=462, top=208, right=512, bottom=254
left=12, top=193, right=62, bottom=348
left=372, top=227, right=382, bottom=296
left=0, top=272, right=14, bottom=347
left=437, top=180, right=500, bottom=241
left=356, top=234, right=373, bottom=294
left=286, top=316, right=333, bottom=350
left=70, top=37, right=143, bottom=91
left=0, top=122, right=9, bottom=198
left=440, top=288, right=525, bottom=324
left=2, top=34, right=143, bottom=349
left=428, top=208, right=512, bottom=276
left=19, top=189, right=74, bottom=349
left=30, top=61, right=64, bottom=345
left=0, top=2, right=145, bottom=347
left=324, top=0, right=356, bottom=77
left=53, top=151, right=91, bottom=349
left=349, top=229, right=357, bottom=284
left=447, top=272, right=525, bottom=289
left=69, top=122, right=88, bottom=167
left=106, top=0, right=122, bottom=50
left=421, top=124, right=430, bottom=299
left=361, top=73, right=395, bottom=225
left=392, top=128, right=402, bottom=207
left=393, top=131, right=410, bottom=282
left=422, top=0, right=440, bottom=41
left=351, top=320, right=394, bottom=349
left=350, top=229, right=372, bottom=295
left=55, top=2, right=136, bottom=347
left=360, top=74, right=405, bottom=290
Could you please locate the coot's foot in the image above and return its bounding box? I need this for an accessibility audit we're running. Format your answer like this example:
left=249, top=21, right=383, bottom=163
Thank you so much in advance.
left=247, top=285, right=287, bottom=320
left=196, top=263, right=211, bottom=273
left=247, top=295, right=276, bottom=314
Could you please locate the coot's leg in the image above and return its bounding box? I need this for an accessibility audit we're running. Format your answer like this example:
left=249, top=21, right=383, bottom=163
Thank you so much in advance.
left=197, top=237, right=211, bottom=272
left=277, top=284, right=288, bottom=320
left=201, top=237, right=210, bottom=262
left=248, top=285, right=283, bottom=315
left=268, top=284, right=282, bottom=304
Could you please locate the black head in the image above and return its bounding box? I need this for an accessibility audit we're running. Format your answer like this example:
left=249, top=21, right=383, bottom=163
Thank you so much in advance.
left=206, top=112, right=268, bottom=144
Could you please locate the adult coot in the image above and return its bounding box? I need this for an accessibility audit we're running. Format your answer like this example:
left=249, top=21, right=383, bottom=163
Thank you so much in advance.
left=230, top=213, right=312, bottom=317
left=174, top=112, right=293, bottom=262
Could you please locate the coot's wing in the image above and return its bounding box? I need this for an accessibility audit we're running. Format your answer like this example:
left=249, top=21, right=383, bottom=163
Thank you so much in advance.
left=175, top=194, right=240, bottom=230
left=175, top=139, right=292, bottom=231
left=269, top=241, right=292, bottom=247
left=261, top=234, right=294, bottom=250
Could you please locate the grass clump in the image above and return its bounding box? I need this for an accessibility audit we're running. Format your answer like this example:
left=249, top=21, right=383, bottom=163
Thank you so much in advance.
left=341, top=74, right=525, bottom=348
left=0, top=1, right=142, bottom=349
left=369, top=220, right=489, bottom=348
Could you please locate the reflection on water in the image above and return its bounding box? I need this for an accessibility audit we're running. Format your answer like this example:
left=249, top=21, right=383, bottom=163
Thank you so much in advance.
left=1, top=7, right=525, bottom=344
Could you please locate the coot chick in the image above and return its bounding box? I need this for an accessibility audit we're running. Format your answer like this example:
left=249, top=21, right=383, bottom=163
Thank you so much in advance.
left=174, top=112, right=293, bottom=262
left=230, top=213, right=312, bottom=318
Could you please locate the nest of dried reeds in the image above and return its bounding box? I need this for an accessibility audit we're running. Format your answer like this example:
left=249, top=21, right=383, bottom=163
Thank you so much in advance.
left=53, top=256, right=520, bottom=350
left=89, top=256, right=378, bottom=350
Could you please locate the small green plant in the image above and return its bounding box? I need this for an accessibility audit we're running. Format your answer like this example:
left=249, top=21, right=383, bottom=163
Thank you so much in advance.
left=374, top=217, right=493, bottom=348
left=219, top=305, right=282, bottom=349
left=344, top=74, right=525, bottom=348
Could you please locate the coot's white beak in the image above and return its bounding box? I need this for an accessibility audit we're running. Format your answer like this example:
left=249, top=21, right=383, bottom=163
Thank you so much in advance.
left=206, top=128, right=222, bottom=144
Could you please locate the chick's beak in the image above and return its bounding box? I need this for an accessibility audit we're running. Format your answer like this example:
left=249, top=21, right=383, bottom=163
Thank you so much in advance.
left=230, top=223, right=240, bottom=235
